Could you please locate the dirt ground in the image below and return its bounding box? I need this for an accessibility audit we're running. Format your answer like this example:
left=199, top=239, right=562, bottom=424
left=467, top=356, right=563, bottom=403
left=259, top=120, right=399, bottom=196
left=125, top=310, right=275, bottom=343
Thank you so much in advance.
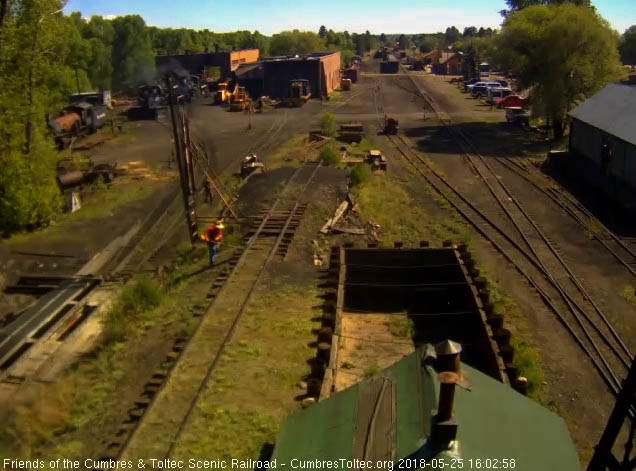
left=335, top=313, right=414, bottom=392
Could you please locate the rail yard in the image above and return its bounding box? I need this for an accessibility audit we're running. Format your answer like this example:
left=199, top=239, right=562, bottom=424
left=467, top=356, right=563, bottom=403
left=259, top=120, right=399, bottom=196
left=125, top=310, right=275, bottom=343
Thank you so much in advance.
left=1, top=5, right=636, bottom=471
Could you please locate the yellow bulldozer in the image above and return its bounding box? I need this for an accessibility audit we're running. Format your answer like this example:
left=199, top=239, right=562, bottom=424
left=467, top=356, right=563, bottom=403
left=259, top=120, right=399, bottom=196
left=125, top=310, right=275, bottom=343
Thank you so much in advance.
left=285, top=79, right=311, bottom=107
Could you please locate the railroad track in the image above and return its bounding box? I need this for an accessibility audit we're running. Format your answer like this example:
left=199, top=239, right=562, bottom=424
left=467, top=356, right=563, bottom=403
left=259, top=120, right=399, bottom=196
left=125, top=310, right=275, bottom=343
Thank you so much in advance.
left=373, top=77, right=632, bottom=398
left=114, top=160, right=321, bottom=462
left=482, top=153, right=636, bottom=280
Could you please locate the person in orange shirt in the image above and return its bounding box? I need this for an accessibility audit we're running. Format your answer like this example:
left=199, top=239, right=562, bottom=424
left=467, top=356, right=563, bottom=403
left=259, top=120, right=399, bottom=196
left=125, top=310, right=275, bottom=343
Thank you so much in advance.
left=200, top=219, right=224, bottom=265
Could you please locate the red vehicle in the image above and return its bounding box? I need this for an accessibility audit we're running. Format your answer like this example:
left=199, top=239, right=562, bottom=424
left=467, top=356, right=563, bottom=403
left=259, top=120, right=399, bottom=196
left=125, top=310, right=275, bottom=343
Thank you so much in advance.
left=496, top=94, right=527, bottom=109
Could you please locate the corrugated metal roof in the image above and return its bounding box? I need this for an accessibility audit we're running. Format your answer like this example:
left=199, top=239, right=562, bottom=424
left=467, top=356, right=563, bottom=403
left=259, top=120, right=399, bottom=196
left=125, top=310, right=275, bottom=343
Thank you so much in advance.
left=568, top=83, right=636, bottom=146
left=271, top=348, right=581, bottom=469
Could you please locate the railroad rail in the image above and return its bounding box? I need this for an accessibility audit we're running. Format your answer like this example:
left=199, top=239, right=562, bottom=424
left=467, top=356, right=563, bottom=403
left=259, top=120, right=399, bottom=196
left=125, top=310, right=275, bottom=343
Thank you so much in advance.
left=115, top=160, right=321, bottom=462
left=483, top=153, right=636, bottom=280
left=373, top=77, right=632, bottom=398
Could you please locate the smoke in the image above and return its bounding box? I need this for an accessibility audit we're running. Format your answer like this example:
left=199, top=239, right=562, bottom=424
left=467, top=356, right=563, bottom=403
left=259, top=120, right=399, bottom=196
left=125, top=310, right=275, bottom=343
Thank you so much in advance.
left=156, top=58, right=191, bottom=80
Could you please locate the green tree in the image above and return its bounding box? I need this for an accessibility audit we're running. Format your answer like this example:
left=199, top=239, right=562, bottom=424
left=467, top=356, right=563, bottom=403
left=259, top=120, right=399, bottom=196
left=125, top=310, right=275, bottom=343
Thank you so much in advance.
left=463, top=26, right=477, bottom=37
left=379, top=33, right=386, bottom=43
left=620, top=25, right=636, bottom=65
left=397, top=34, right=411, bottom=50
left=269, top=30, right=326, bottom=56
left=493, top=3, right=621, bottom=138
left=500, top=0, right=591, bottom=17
left=445, top=26, right=461, bottom=44
left=0, top=0, right=67, bottom=232
left=111, top=15, right=154, bottom=90
left=318, top=25, right=327, bottom=39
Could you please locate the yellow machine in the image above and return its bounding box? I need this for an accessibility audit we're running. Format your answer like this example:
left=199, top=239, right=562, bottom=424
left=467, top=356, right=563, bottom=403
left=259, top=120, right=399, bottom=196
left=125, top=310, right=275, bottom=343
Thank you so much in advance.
left=215, top=82, right=233, bottom=104
left=285, top=79, right=311, bottom=107
left=229, top=86, right=251, bottom=111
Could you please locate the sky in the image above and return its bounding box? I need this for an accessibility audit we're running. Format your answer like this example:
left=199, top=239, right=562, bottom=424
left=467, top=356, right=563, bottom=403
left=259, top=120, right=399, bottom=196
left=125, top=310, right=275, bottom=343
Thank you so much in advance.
left=64, top=0, right=635, bottom=35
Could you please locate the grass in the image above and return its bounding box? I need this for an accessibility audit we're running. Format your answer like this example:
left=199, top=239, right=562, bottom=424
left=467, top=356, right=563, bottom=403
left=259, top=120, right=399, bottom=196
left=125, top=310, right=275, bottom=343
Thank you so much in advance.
left=265, top=134, right=319, bottom=170
left=349, top=163, right=370, bottom=187
left=320, top=145, right=341, bottom=166
left=354, top=174, right=472, bottom=246
left=363, top=364, right=381, bottom=379
left=476, top=266, right=547, bottom=403
left=102, top=277, right=164, bottom=345
left=319, top=111, right=337, bottom=137
left=386, top=316, right=414, bottom=338
left=172, top=281, right=321, bottom=460
left=620, top=285, right=636, bottom=307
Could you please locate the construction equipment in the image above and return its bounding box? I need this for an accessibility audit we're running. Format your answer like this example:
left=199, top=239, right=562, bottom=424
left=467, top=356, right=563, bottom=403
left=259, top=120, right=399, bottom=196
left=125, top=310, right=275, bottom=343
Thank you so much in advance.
left=215, top=81, right=233, bottom=104
left=366, top=150, right=387, bottom=172
left=338, top=123, right=364, bottom=143
left=239, top=153, right=265, bottom=178
left=229, top=86, right=251, bottom=111
left=215, top=82, right=230, bottom=104
left=285, top=79, right=311, bottom=107
left=47, top=102, right=107, bottom=149
left=383, top=115, right=399, bottom=135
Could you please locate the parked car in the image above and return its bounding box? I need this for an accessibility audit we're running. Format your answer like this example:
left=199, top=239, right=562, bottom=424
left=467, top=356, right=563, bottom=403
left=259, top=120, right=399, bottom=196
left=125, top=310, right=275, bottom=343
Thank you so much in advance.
left=466, top=81, right=487, bottom=91
left=471, top=85, right=489, bottom=98
left=497, top=94, right=527, bottom=109
left=485, top=87, right=512, bottom=105
left=505, top=107, right=530, bottom=126
left=497, top=80, right=509, bottom=88
left=485, top=81, right=503, bottom=88
left=462, top=78, right=479, bottom=91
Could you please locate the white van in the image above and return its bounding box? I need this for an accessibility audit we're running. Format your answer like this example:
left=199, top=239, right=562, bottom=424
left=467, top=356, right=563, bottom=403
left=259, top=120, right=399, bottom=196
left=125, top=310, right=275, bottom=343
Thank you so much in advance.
left=485, top=87, right=512, bottom=105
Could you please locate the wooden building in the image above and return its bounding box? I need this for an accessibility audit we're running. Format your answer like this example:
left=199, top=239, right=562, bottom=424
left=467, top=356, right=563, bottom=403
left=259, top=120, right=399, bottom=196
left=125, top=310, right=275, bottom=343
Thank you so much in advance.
left=566, top=83, right=636, bottom=208
left=235, top=52, right=341, bottom=100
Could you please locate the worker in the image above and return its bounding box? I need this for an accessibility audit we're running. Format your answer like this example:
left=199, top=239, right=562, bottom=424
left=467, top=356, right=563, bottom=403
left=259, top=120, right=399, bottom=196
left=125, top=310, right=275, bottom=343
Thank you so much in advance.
left=200, top=219, right=224, bottom=265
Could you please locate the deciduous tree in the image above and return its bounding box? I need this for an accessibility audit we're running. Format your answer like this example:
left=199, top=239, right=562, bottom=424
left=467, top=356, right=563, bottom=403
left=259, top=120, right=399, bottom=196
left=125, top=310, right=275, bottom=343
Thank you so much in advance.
left=620, top=25, right=636, bottom=65
left=493, top=3, right=621, bottom=138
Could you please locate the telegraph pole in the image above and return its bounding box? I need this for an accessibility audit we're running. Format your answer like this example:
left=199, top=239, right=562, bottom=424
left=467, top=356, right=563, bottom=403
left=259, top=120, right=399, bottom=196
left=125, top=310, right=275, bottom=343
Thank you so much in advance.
left=166, top=75, right=198, bottom=244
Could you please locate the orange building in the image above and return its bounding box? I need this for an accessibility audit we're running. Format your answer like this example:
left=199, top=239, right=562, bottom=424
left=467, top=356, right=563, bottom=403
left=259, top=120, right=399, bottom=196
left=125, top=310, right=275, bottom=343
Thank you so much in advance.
left=229, top=49, right=260, bottom=70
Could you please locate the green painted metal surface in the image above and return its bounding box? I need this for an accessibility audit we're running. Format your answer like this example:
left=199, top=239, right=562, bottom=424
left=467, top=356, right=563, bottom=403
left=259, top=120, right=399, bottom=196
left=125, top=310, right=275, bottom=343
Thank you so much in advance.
left=271, top=385, right=358, bottom=465
left=451, top=363, right=581, bottom=471
left=271, top=349, right=581, bottom=471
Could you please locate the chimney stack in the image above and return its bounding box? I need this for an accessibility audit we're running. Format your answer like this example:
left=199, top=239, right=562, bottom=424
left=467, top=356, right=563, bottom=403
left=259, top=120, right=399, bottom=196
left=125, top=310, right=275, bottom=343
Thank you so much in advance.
left=435, top=339, right=462, bottom=373
left=430, top=371, right=459, bottom=449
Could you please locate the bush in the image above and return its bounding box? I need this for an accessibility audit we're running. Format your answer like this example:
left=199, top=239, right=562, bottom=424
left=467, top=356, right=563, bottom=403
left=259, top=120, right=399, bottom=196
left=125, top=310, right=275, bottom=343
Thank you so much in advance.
left=319, top=111, right=337, bottom=137
left=319, top=145, right=341, bottom=166
left=102, top=277, right=163, bottom=344
left=349, top=164, right=371, bottom=187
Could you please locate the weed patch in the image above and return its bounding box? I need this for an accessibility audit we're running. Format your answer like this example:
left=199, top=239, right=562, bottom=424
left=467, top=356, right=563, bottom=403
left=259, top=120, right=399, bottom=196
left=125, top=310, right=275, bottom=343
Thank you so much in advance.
left=349, top=163, right=370, bottom=187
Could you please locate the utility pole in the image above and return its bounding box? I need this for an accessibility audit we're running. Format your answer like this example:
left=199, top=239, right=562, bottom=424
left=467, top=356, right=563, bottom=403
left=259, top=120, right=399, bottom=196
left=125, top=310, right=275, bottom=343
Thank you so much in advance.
left=166, top=75, right=198, bottom=244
